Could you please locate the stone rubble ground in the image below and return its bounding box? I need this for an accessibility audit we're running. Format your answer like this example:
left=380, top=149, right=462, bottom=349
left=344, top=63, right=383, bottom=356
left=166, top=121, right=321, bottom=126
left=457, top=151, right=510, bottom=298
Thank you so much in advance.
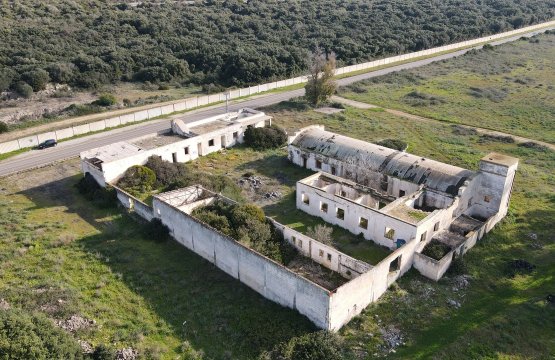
left=55, top=315, right=96, bottom=333
left=379, top=323, right=405, bottom=353
left=116, top=347, right=139, bottom=360
left=78, top=340, right=94, bottom=354
left=238, top=175, right=283, bottom=201
left=0, top=298, right=10, bottom=310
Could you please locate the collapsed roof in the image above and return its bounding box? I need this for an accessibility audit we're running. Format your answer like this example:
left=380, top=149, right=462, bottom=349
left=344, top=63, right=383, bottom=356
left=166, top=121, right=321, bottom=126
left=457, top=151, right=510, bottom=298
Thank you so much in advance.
left=290, top=127, right=475, bottom=195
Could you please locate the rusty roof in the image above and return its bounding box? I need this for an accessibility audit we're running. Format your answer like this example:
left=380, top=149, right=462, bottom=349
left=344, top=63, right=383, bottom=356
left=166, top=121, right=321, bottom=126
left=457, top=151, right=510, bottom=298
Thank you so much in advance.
left=291, top=127, right=475, bottom=195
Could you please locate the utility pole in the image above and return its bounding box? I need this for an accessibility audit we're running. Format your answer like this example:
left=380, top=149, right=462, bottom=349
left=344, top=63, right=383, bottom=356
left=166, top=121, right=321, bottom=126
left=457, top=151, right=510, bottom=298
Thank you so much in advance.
left=224, top=90, right=230, bottom=114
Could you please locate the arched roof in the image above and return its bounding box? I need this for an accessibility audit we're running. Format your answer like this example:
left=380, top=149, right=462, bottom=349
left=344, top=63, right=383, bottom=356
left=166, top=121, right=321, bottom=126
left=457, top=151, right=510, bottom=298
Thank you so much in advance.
left=290, top=127, right=475, bottom=195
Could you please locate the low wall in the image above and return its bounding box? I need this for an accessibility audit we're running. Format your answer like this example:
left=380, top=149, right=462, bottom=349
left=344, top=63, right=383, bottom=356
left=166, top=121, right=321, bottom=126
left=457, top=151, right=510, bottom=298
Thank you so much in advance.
left=275, top=223, right=371, bottom=279
left=152, top=197, right=332, bottom=329
left=1, top=20, right=553, bottom=155
left=113, top=186, right=154, bottom=221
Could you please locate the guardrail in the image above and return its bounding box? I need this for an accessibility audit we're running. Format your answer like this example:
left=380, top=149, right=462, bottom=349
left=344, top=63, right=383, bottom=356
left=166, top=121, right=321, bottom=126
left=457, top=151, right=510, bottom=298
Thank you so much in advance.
left=0, top=19, right=553, bottom=156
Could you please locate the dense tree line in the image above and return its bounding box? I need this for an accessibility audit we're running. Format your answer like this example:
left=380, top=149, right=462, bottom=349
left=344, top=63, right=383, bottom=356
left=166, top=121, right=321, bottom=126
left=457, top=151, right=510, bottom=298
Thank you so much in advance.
left=0, top=0, right=552, bottom=93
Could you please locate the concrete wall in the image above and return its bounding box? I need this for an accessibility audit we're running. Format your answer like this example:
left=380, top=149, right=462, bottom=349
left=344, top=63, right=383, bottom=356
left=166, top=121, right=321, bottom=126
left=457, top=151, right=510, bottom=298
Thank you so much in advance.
left=84, top=117, right=266, bottom=185
left=274, top=222, right=371, bottom=279
left=296, top=178, right=417, bottom=248
left=151, top=197, right=332, bottom=329
left=2, top=21, right=553, bottom=155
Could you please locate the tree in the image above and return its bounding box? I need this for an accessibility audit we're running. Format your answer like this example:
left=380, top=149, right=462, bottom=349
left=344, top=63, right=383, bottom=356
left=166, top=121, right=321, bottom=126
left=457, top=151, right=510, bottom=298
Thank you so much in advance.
left=117, top=165, right=156, bottom=194
left=14, top=81, right=34, bottom=98
left=304, top=49, right=337, bottom=106
left=306, top=224, right=333, bottom=245
left=145, top=155, right=187, bottom=187
left=21, top=69, right=50, bottom=92
left=243, top=125, right=287, bottom=150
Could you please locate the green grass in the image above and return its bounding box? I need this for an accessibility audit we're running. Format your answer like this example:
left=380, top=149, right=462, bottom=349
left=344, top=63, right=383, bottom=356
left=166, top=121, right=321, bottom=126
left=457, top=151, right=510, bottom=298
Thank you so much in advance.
left=0, top=172, right=316, bottom=359
left=264, top=100, right=555, bottom=358
left=0, top=147, right=28, bottom=161
left=2, top=63, right=554, bottom=357
left=338, top=33, right=555, bottom=144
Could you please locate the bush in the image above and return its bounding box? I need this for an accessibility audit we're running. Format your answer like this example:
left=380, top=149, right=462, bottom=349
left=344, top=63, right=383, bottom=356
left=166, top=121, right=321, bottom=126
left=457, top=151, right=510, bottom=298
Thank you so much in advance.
left=92, top=344, right=116, bottom=360
left=0, top=308, right=82, bottom=359
left=376, top=138, right=408, bottom=151
left=448, top=256, right=468, bottom=275
left=21, top=69, right=50, bottom=91
left=421, top=240, right=451, bottom=260
left=145, top=155, right=187, bottom=188
left=243, top=125, right=287, bottom=150
left=76, top=173, right=117, bottom=208
left=306, top=224, right=333, bottom=245
left=117, top=165, right=156, bottom=195
left=192, top=209, right=233, bottom=236
left=14, top=81, right=33, bottom=98
left=94, top=93, right=117, bottom=107
left=261, top=331, right=343, bottom=360
left=230, top=204, right=266, bottom=228
left=0, top=122, right=8, bottom=134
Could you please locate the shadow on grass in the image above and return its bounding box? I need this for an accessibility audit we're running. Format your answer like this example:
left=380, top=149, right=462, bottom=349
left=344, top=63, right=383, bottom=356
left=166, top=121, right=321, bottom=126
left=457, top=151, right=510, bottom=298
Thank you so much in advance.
left=18, top=175, right=316, bottom=359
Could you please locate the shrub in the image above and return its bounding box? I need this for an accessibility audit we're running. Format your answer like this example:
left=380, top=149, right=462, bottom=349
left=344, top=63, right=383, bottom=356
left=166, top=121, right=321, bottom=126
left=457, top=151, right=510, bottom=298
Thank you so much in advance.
left=145, top=155, right=187, bottom=187
left=421, top=240, right=451, bottom=260
left=117, top=165, right=156, bottom=195
left=0, top=122, right=8, bottom=134
left=92, top=344, right=116, bottom=360
left=261, top=331, right=343, bottom=360
left=0, top=308, right=82, bottom=359
left=76, top=173, right=117, bottom=208
left=21, top=69, right=50, bottom=91
left=243, top=125, right=287, bottom=150
left=14, top=81, right=34, bottom=98
left=448, top=256, right=468, bottom=275
left=94, top=93, right=117, bottom=107
left=230, top=204, right=266, bottom=228
left=376, top=138, right=408, bottom=151
left=192, top=209, right=233, bottom=236
left=306, top=224, right=333, bottom=245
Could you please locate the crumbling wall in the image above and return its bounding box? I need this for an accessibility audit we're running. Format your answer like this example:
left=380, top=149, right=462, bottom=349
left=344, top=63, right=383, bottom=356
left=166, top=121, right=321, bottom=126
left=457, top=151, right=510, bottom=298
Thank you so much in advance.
left=151, top=197, right=332, bottom=329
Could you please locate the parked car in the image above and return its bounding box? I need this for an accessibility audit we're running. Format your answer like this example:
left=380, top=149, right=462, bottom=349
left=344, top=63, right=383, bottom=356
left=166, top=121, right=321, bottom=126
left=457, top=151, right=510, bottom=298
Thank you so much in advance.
left=38, top=139, right=57, bottom=149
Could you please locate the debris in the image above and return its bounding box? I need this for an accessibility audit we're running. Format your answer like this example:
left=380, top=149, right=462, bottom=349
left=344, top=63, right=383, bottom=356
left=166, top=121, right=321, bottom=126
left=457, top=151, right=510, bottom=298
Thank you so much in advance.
left=0, top=299, right=10, bottom=310
left=78, top=340, right=94, bottom=354
left=55, top=315, right=96, bottom=333
left=451, top=274, right=471, bottom=292
left=447, top=298, right=461, bottom=308
left=379, top=325, right=404, bottom=352
left=264, top=191, right=282, bottom=199
left=116, top=347, right=138, bottom=360
left=238, top=175, right=263, bottom=189
left=527, top=233, right=538, bottom=240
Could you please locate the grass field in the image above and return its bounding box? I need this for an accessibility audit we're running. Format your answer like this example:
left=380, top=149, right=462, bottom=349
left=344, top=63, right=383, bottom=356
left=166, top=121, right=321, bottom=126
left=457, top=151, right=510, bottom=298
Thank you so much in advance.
left=338, top=32, right=555, bottom=144
left=2, top=35, right=555, bottom=357
left=1, top=100, right=553, bottom=358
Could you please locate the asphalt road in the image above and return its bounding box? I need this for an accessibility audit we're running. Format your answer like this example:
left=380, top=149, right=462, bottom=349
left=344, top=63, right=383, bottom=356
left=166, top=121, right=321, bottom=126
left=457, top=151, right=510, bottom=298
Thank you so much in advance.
left=0, top=26, right=552, bottom=178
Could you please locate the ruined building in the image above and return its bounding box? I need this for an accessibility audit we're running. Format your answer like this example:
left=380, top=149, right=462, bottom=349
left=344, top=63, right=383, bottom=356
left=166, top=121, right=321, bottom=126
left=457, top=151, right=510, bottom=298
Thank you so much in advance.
left=79, top=118, right=518, bottom=331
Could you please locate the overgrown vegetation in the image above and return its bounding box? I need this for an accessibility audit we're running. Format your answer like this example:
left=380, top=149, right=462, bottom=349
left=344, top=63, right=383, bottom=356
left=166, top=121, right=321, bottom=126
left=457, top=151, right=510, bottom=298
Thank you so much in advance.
left=244, top=125, right=288, bottom=150
left=0, top=1, right=551, bottom=92
left=260, top=331, right=343, bottom=360
left=306, top=224, right=334, bottom=246
left=75, top=173, right=116, bottom=208
left=0, top=308, right=82, bottom=359
left=191, top=201, right=297, bottom=265
left=304, top=50, right=337, bottom=106
left=421, top=240, right=452, bottom=260
left=376, top=138, right=408, bottom=151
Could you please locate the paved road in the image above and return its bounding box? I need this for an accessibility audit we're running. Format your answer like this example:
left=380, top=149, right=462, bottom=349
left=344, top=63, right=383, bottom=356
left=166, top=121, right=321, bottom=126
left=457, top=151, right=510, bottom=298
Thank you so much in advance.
left=0, top=26, right=552, bottom=177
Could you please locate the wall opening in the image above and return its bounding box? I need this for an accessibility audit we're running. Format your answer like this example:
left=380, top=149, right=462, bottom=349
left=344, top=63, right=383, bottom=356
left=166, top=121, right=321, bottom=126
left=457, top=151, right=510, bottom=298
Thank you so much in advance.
left=172, top=152, right=177, bottom=163
left=331, top=166, right=336, bottom=175
left=320, top=202, right=328, bottom=213
left=302, top=156, right=308, bottom=168
left=302, top=193, right=310, bottom=205
left=384, top=227, right=395, bottom=240
left=315, top=159, right=322, bottom=169
left=420, top=231, right=427, bottom=242
left=208, top=139, right=215, bottom=147
left=336, top=207, right=345, bottom=220
left=359, top=217, right=368, bottom=229
left=399, top=190, right=406, bottom=197
left=233, top=131, right=238, bottom=139
left=433, top=222, right=440, bottom=231
left=319, top=249, right=324, bottom=257
left=327, top=253, right=332, bottom=261
left=221, top=135, right=226, bottom=148
left=389, top=256, right=401, bottom=273
left=184, top=146, right=189, bottom=155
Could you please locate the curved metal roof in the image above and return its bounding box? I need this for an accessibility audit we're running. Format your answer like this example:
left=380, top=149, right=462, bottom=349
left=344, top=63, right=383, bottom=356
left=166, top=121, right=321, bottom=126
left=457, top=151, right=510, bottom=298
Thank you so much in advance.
left=291, top=127, right=475, bottom=195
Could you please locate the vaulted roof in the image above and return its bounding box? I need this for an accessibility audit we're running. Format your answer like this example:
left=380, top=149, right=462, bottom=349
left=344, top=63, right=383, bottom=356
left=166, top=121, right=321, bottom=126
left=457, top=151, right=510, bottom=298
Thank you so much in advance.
left=291, top=127, right=475, bottom=195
